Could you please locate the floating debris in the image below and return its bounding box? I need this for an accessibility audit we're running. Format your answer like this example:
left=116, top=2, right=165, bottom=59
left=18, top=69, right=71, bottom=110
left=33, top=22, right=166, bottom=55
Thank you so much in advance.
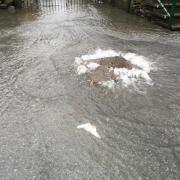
left=77, top=123, right=101, bottom=139
left=91, top=56, right=133, bottom=69
left=88, top=65, right=115, bottom=85
left=74, top=49, right=153, bottom=89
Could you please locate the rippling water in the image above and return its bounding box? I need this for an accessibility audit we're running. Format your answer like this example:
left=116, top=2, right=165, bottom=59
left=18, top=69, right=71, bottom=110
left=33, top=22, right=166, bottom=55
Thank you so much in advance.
left=0, top=0, right=180, bottom=179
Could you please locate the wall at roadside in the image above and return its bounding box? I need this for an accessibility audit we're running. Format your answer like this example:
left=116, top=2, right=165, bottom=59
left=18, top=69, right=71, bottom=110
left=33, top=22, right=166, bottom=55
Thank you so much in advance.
left=14, top=0, right=33, bottom=7
left=103, top=0, right=131, bottom=11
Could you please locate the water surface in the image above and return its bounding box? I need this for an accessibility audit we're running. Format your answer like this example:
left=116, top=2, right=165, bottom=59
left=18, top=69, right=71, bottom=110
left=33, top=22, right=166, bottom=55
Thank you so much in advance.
left=0, top=0, right=180, bottom=179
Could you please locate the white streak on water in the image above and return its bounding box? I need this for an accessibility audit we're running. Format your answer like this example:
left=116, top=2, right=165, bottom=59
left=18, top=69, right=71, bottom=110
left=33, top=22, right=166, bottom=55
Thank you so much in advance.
left=77, top=123, right=101, bottom=139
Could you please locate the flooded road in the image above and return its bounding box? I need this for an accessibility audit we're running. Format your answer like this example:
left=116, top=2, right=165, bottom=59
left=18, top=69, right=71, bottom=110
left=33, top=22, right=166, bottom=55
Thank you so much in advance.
left=0, top=0, right=180, bottom=179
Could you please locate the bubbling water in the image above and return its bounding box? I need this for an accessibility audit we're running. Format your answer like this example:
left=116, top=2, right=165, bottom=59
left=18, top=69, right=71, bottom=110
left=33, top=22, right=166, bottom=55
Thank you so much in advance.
left=74, top=49, right=154, bottom=89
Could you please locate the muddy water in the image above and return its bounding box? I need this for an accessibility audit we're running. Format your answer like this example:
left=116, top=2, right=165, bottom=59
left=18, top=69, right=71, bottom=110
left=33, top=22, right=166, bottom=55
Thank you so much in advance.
left=0, top=0, right=180, bottom=179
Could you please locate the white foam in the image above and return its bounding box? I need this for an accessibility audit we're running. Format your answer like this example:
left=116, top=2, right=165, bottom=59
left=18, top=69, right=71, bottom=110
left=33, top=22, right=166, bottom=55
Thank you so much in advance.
left=114, top=68, right=152, bottom=87
left=122, top=52, right=151, bottom=73
left=77, top=65, right=88, bottom=75
left=81, top=49, right=120, bottom=61
left=122, top=52, right=136, bottom=60
left=98, top=80, right=115, bottom=89
left=77, top=123, right=101, bottom=139
left=74, top=57, right=83, bottom=66
left=86, top=62, right=100, bottom=71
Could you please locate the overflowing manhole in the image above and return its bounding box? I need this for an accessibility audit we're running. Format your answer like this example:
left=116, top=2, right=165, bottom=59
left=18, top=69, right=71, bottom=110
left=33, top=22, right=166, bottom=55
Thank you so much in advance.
left=74, top=49, right=153, bottom=89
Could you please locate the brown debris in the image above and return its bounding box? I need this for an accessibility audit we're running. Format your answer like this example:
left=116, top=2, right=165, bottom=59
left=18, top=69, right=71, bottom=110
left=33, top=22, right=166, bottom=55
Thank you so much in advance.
left=89, top=56, right=133, bottom=69
left=88, top=66, right=115, bottom=84
left=87, top=56, right=133, bottom=85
